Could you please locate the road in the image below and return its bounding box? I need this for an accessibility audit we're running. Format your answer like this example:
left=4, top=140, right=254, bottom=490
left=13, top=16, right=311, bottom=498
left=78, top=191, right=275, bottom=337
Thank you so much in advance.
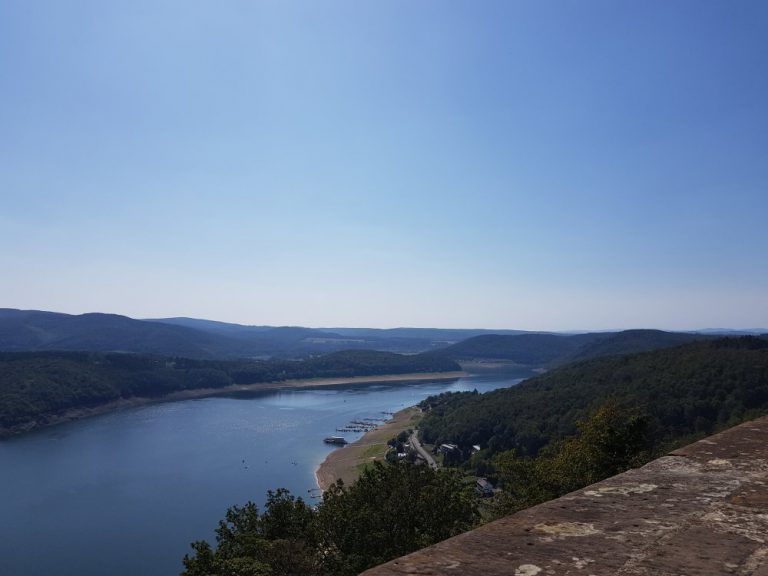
left=409, top=431, right=438, bottom=469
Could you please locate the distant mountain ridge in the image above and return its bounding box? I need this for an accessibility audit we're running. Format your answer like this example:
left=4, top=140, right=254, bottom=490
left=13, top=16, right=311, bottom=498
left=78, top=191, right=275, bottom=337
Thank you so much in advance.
left=0, top=308, right=755, bottom=363
left=566, top=329, right=707, bottom=363
left=0, top=309, right=233, bottom=358
left=436, top=329, right=711, bottom=367
left=691, top=328, right=768, bottom=335
left=0, top=309, right=534, bottom=359
left=144, top=317, right=273, bottom=334
left=321, top=327, right=532, bottom=342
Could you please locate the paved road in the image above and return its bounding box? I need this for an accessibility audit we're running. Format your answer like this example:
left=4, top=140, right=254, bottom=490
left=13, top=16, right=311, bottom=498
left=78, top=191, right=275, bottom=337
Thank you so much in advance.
left=409, top=431, right=438, bottom=469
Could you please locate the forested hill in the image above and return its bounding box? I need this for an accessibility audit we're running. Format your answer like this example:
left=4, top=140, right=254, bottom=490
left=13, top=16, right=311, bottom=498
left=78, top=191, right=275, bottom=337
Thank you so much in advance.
left=419, top=336, right=768, bottom=463
left=0, top=309, right=393, bottom=358
left=566, top=329, right=709, bottom=362
left=0, top=308, right=529, bottom=358
left=0, top=309, right=235, bottom=358
left=436, top=329, right=709, bottom=367
left=1, top=309, right=746, bottom=364
left=0, top=349, right=460, bottom=435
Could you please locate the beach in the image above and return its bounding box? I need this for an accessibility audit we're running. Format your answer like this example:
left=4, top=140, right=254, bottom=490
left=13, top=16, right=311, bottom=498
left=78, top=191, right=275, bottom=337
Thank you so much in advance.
left=315, top=405, right=424, bottom=490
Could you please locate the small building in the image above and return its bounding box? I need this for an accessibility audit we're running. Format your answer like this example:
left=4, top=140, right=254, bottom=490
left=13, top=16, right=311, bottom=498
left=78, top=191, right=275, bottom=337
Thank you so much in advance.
left=471, top=444, right=481, bottom=453
left=475, top=477, right=494, bottom=497
left=439, top=443, right=458, bottom=454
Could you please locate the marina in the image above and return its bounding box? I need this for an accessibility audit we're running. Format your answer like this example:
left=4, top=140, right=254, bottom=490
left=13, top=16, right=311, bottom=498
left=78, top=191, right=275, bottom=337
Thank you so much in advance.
left=335, top=417, right=389, bottom=433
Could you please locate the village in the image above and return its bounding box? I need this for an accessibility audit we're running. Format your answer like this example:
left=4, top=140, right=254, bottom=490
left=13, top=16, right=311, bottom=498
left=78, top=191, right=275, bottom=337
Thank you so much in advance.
left=320, top=406, right=496, bottom=500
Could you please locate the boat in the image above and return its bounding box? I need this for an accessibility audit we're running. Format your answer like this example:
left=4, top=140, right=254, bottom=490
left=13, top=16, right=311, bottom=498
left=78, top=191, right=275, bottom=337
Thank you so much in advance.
left=323, top=436, right=348, bottom=445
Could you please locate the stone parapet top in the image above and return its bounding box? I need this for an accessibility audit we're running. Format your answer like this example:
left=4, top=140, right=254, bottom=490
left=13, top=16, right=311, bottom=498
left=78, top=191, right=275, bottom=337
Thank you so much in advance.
left=362, top=416, right=768, bottom=576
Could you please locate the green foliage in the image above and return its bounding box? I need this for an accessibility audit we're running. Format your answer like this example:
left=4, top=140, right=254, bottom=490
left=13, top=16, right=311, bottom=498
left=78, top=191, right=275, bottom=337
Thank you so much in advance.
left=436, top=329, right=707, bottom=367
left=181, top=462, right=479, bottom=576
left=557, top=400, right=650, bottom=484
left=566, top=329, right=708, bottom=363
left=318, top=462, right=477, bottom=574
left=490, top=401, right=650, bottom=516
left=181, top=490, right=316, bottom=576
left=0, top=350, right=460, bottom=433
left=420, top=337, right=768, bottom=473
left=438, top=333, right=602, bottom=365
left=180, top=336, right=768, bottom=575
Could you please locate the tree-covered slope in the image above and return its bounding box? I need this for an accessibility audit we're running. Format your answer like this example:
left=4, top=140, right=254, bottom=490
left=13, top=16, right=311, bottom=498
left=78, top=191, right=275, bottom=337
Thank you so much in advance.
left=0, top=349, right=460, bottom=434
left=436, top=329, right=710, bottom=367
left=0, top=309, right=246, bottom=358
left=565, top=329, right=705, bottom=363
left=419, top=337, right=768, bottom=460
left=437, top=333, right=603, bottom=365
left=1, top=309, right=513, bottom=358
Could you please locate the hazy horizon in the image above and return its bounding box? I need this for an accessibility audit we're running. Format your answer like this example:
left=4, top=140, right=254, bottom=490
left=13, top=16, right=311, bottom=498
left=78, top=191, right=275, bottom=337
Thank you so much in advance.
left=3, top=306, right=766, bottom=335
left=2, top=1, right=767, bottom=331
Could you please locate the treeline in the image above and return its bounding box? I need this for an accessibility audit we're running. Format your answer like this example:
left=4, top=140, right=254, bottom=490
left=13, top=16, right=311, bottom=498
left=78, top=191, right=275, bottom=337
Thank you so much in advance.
left=419, top=336, right=768, bottom=474
left=435, top=329, right=709, bottom=367
left=490, top=400, right=654, bottom=516
left=180, top=336, right=768, bottom=575
left=178, top=401, right=670, bottom=576
left=181, top=462, right=477, bottom=576
left=0, top=349, right=460, bottom=433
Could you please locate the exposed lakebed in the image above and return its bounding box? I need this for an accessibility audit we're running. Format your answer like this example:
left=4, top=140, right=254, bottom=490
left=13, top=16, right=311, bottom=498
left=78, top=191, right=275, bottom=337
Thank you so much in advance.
left=0, top=373, right=525, bottom=576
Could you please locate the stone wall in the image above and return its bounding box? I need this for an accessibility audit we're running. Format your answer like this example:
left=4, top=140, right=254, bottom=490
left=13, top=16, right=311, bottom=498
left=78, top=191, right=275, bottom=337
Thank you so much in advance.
left=362, top=416, right=768, bottom=576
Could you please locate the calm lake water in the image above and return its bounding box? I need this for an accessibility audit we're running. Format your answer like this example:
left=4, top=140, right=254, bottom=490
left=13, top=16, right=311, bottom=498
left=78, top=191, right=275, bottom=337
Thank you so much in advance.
left=0, top=374, right=524, bottom=576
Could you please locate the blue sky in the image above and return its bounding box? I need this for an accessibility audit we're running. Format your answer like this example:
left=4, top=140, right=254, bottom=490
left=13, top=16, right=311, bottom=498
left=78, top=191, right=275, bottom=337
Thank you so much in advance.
left=1, top=1, right=766, bottom=330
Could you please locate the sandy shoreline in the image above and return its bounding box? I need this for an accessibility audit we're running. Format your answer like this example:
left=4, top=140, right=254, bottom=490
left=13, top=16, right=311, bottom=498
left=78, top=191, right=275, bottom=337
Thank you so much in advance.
left=315, top=406, right=424, bottom=491
left=1, top=371, right=465, bottom=438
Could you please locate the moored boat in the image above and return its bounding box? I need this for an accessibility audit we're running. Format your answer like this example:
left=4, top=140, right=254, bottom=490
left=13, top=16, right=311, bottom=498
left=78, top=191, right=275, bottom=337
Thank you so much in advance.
left=323, top=436, right=348, bottom=445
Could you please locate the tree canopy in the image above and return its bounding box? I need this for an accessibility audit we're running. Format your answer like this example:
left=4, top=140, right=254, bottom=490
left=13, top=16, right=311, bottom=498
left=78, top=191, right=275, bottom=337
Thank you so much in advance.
left=0, top=349, right=460, bottom=434
left=181, top=462, right=478, bottom=576
left=419, top=337, right=768, bottom=475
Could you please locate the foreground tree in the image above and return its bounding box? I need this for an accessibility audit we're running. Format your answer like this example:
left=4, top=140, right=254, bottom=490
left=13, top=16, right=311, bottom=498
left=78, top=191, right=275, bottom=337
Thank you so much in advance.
left=181, top=489, right=317, bottom=576
left=491, top=400, right=650, bottom=516
left=316, top=461, right=478, bottom=575
left=181, top=462, right=480, bottom=576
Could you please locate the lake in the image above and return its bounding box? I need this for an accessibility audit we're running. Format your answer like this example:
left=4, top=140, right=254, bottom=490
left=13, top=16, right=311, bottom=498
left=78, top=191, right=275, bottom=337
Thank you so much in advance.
left=0, top=373, right=524, bottom=576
